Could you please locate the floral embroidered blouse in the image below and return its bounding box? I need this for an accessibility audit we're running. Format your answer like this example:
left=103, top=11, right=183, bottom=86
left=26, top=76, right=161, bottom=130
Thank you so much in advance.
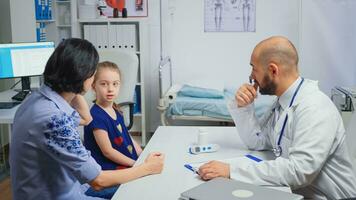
left=10, top=85, right=103, bottom=200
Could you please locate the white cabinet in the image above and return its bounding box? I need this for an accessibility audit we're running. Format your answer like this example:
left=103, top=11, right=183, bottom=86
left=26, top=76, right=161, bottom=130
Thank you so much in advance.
left=0, top=0, right=37, bottom=43
left=79, top=18, right=149, bottom=146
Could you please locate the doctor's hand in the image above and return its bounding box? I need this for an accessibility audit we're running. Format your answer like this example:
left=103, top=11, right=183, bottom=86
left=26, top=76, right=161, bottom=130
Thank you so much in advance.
left=198, top=161, right=230, bottom=181
left=143, top=152, right=165, bottom=175
left=235, top=83, right=258, bottom=107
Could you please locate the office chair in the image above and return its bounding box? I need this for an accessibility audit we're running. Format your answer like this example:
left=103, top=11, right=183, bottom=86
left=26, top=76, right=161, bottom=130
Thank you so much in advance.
left=85, top=49, right=139, bottom=130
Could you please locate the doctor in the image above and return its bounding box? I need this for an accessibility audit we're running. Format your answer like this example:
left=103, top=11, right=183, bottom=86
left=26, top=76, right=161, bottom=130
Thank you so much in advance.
left=198, top=36, right=356, bottom=199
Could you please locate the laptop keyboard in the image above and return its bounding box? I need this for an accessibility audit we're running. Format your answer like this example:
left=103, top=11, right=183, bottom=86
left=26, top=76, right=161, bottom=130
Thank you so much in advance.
left=0, top=102, right=21, bottom=109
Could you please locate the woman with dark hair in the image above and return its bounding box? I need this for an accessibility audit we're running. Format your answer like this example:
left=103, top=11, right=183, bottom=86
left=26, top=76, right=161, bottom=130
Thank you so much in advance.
left=10, top=38, right=164, bottom=200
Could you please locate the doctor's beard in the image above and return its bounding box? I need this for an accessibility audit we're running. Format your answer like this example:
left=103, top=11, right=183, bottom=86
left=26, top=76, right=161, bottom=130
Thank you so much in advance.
left=259, top=74, right=277, bottom=95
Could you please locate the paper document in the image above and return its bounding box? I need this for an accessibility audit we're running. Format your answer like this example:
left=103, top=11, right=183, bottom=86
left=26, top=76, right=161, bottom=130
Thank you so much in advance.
left=185, top=154, right=263, bottom=173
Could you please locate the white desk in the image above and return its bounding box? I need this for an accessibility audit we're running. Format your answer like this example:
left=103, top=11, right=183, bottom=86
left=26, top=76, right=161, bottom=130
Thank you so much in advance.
left=0, top=89, right=19, bottom=172
left=112, top=126, right=279, bottom=200
left=0, top=89, right=20, bottom=124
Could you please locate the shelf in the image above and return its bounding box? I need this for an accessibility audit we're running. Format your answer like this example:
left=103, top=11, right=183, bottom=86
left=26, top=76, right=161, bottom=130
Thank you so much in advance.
left=134, top=113, right=142, bottom=117
left=78, top=18, right=148, bottom=23
left=56, top=0, right=70, bottom=3
left=36, top=19, right=55, bottom=23
left=57, top=25, right=72, bottom=28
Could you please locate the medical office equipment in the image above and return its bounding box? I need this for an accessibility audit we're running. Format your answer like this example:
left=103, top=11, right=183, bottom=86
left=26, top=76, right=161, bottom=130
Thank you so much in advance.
left=272, top=78, right=304, bottom=157
left=189, top=144, right=220, bottom=154
left=189, top=128, right=219, bottom=154
left=0, top=42, right=54, bottom=107
left=184, top=164, right=199, bottom=174
left=198, top=128, right=209, bottom=145
left=245, top=74, right=303, bottom=157
left=157, top=56, right=234, bottom=125
left=331, top=86, right=356, bottom=127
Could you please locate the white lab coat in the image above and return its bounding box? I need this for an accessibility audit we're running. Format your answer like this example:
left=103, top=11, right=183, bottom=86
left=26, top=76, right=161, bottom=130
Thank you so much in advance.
left=228, top=78, right=356, bottom=200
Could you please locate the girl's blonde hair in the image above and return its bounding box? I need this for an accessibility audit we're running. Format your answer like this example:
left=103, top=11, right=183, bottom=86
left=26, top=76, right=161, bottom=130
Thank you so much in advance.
left=94, top=61, right=122, bottom=112
left=94, top=61, right=121, bottom=82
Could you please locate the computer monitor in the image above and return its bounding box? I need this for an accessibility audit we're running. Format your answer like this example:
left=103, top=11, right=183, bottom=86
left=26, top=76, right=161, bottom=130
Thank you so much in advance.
left=0, top=42, right=54, bottom=100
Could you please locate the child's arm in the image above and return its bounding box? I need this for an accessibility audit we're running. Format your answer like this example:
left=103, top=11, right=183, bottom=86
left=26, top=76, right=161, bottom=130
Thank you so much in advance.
left=131, top=136, right=143, bottom=156
left=93, top=129, right=136, bottom=167
left=70, top=94, right=92, bottom=126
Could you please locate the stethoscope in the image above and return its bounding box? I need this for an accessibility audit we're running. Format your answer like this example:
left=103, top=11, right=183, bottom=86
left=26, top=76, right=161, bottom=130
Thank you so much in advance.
left=272, top=77, right=304, bottom=157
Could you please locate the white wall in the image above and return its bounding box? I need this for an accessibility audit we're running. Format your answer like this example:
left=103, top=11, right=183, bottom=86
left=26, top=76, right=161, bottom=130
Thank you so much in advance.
left=165, top=0, right=300, bottom=87
left=299, top=0, right=356, bottom=93
left=146, top=0, right=356, bottom=131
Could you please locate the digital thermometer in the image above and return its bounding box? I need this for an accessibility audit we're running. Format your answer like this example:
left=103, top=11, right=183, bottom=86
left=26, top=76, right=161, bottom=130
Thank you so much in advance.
left=189, top=144, right=220, bottom=154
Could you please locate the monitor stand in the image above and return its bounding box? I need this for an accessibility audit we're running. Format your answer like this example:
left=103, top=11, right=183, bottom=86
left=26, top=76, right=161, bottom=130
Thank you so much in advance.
left=12, top=77, right=32, bottom=101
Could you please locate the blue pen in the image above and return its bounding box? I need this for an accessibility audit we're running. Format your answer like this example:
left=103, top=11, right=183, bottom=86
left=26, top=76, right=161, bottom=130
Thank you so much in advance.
left=245, top=154, right=263, bottom=162
left=184, top=164, right=199, bottom=174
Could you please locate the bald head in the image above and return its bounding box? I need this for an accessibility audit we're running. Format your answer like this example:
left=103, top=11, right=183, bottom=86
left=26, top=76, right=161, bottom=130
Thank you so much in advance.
left=253, top=36, right=299, bottom=71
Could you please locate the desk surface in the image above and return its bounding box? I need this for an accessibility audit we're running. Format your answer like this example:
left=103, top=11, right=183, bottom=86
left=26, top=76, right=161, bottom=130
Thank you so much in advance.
left=112, top=126, right=277, bottom=200
left=0, top=89, right=20, bottom=124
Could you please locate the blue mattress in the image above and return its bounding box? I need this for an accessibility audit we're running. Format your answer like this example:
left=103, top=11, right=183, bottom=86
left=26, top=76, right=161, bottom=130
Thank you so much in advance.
left=168, top=95, right=232, bottom=120
left=167, top=86, right=274, bottom=120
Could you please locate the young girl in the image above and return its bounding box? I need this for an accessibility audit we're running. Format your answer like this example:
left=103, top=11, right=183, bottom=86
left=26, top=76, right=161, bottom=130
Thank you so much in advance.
left=84, top=61, right=143, bottom=171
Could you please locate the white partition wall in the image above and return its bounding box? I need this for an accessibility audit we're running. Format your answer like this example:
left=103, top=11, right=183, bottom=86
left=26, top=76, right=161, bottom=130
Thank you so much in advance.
left=299, top=0, right=356, bottom=94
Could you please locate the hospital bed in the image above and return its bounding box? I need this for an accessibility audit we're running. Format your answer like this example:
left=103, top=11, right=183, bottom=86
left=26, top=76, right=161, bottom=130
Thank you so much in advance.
left=157, top=57, right=274, bottom=126
left=157, top=57, right=232, bottom=125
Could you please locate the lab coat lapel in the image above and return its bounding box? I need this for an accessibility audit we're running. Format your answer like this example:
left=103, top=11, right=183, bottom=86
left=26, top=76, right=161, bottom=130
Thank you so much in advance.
left=273, top=108, right=289, bottom=133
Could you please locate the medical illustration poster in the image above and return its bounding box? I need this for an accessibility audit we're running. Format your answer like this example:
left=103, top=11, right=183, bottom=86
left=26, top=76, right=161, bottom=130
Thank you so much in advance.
left=204, top=0, right=256, bottom=32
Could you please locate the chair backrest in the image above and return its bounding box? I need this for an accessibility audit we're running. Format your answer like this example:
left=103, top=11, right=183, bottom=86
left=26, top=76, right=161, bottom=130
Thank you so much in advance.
left=84, top=49, right=139, bottom=127
left=345, top=111, right=356, bottom=165
left=100, top=49, right=138, bottom=104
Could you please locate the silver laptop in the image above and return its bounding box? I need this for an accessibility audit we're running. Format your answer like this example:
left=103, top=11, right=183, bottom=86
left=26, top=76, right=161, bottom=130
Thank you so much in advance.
left=180, top=177, right=303, bottom=200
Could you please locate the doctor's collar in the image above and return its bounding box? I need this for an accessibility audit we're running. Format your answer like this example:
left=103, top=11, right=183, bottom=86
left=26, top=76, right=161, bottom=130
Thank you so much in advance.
left=278, top=77, right=302, bottom=110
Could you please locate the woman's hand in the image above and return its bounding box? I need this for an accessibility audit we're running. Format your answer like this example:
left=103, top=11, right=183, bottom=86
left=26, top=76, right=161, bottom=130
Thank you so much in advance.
left=71, top=95, right=92, bottom=125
